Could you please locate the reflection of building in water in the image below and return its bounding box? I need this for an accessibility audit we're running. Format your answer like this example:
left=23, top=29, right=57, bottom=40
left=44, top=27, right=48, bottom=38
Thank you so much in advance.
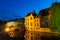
left=24, top=9, right=51, bottom=40
left=25, top=31, right=60, bottom=40
left=24, top=31, right=35, bottom=40
left=4, top=18, right=25, bottom=37
left=24, top=31, right=46, bottom=40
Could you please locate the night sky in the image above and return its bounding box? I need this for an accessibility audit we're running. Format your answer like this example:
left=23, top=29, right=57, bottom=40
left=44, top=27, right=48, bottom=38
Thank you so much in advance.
left=0, top=0, right=59, bottom=21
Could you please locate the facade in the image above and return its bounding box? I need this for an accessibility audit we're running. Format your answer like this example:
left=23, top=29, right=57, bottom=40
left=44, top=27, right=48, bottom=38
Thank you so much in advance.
left=38, top=8, right=51, bottom=32
left=38, top=8, right=50, bottom=28
left=25, top=10, right=40, bottom=31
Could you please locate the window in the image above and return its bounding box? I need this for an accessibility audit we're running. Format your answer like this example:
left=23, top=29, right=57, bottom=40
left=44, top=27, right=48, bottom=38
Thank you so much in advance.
left=28, top=27, right=29, bottom=29
left=14, top=29, right=20, bottom=33
left=28, top=32, right=29, bottom=33
left=31, top=28, right=32, bottom=29
left=28, top=36, right=29, bottom=39
left=35, top=23, right=36, bottom=26
left=31, top=17, right=32, bottom=20
left=37, top=23, right=39, bottom=26
left=28, top=22, right=29, bottom=25
left=31, top=33, right=33, bottom=35
left=17, top=24, right=20, bottom=26
left=41, top=22, right=44, bottom=27
left=37, top=19, right=38, bottom=21
left=31, top=22, right=32, bottom=26
left=46, top=22, right=49, bottom=27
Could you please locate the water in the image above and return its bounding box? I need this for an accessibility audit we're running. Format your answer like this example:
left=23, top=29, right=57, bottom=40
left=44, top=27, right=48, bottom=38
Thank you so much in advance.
left=0, top=31, right=60, bottom=40
left=24, top=31, right=60, bottom=40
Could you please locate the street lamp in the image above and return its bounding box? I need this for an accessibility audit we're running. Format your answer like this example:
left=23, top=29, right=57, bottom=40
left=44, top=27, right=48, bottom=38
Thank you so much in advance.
left=5, top=28, right=10, bottom=32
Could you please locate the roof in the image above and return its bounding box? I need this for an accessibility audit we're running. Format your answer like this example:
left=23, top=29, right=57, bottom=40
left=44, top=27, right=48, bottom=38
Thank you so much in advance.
left=38, top=8, right=50, bottom=16
left=26, top=10, right=37, bottom=18
left=5, top=18, right=24, bottom=23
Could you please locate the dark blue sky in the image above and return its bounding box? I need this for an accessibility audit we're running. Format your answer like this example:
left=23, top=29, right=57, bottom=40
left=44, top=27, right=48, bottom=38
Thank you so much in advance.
left=0, top=0, right=59, bottom=21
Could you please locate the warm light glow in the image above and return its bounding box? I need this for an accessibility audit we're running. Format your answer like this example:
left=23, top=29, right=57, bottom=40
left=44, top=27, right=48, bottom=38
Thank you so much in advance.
left=5, top=28, right=10, bottom=32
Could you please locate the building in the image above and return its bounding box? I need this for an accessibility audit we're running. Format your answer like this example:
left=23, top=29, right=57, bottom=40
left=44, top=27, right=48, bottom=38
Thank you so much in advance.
left=38, top=8, right=51, bottom=32
left=4, top=18, right=25, bottom=37
left=25, top=10, right=40, bottom=31
left=25, top=9, right=51, bottom=32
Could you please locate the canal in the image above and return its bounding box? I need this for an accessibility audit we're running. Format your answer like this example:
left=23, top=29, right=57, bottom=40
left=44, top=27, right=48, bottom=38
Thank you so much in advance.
left=0, top=31, right=60, bottom=40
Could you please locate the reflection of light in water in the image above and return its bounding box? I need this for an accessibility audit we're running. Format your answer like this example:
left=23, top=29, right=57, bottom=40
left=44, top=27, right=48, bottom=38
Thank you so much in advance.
left=24, top=31, right=52, bottom=40
left=9, top=32, right=14, bottom=37
left=24, top=31, right=35, bottom=40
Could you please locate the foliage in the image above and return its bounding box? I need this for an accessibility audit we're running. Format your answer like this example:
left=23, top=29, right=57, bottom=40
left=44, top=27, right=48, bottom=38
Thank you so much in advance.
left=50, top=2, right=60, bottom=32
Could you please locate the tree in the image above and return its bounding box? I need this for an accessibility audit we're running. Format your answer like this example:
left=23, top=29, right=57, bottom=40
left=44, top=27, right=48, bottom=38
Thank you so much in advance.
left=50, top=2, right=60, bottom=32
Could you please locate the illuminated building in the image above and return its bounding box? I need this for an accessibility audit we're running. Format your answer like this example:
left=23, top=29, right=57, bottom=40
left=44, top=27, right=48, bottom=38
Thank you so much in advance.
left=24, top=9, right=51, bottom=40
left=25, top=10, right=40, bottom=31
left=25, top=9, right=51, bottom=32
left=4, top=18, right=25, bottom=37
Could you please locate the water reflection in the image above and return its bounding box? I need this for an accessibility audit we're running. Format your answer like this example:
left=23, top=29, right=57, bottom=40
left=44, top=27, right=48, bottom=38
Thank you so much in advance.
left=24, top=31, right=60, bottom=40
left=24, top=31, right=35, bottom=40
left=0, top=31, right=60, bottom=40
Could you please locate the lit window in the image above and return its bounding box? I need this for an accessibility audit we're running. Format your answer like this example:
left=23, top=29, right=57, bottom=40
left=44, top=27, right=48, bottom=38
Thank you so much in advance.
left=31, top=33, right=33, bottom=35
left=46, top=22, right=48, bottom=25
left=31, top=22, right=32, bottom=26
left=37, top=19, right=38, bottom=21
left=28, top=22, right=29, bottom=25
left=31, top=28, right=32, bottom=29
left=28, top=32, right=29, bottom=33
left=37, top=23, right=39, bottom=26
left=28, top=27, right=29, bottom=29
left=35, top=23, right=36, bottom=26
left=31, top=17, right=32, bottom=20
